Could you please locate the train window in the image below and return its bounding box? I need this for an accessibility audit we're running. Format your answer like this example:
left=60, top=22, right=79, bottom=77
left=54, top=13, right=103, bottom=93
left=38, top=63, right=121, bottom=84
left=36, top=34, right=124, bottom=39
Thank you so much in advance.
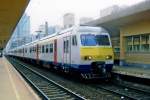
left=31, top=47, right=33, bottom=53
left=42, top=45, right=44, bottom=53
left=30, top=47, right=32, bottom=53
left=33, top=47, right=34, bottom=52
left=81, top=34, right=97, bottom=46
left=40, top=46, right=41, bottom=53
left=81, top=34, right=110, bottom=46
left=23, top=48, right=24, bottom=53
left=66, top=40, right=69, bottom=53
left=35, top=46, right=36, bottom=52
left=49, top=44, right=53, bottom=53
left=29, top=48, right=31, bottom=53
left=64, top=41, right=66, bottom=53
left=46, top=45, right=48, bottom=53
left=34, top=47, right=35, bottom=52
left=32, top=47, right=34, bottom=53
left=96, top=35, right=110, bottom=45
left=39, top=45, right=41, bottom=53
left=63, top=41, right=68, bottom=53
left=35, top=46, right=37, bottom=52
left=72, top=35, right=77, bottom=46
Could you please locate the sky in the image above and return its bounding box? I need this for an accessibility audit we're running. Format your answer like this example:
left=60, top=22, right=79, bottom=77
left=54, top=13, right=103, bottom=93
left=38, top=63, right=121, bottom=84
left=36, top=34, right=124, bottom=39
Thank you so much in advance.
left=25, top=0, right=145, bottom=34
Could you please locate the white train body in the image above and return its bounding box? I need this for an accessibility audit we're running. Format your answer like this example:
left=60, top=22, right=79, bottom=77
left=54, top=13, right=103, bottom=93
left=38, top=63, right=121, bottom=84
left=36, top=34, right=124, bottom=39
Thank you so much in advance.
left=8, top=26, right=114, bottom=79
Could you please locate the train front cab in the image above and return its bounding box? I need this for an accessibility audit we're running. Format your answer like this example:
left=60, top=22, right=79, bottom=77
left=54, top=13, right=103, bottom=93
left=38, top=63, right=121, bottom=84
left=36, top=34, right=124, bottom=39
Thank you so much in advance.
left=79, top=31, right=114, bottom=79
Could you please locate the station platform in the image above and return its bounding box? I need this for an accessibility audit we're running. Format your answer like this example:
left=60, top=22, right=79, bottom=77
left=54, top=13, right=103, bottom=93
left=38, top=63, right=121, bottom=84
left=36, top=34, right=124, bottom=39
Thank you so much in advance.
left=0, top=57, right=40, bottom=100
left=113, top=65, right=150, bottom=79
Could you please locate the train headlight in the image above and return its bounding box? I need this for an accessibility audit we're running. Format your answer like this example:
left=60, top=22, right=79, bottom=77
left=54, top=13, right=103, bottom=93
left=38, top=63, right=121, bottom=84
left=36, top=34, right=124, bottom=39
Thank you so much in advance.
left=88, top=56, right=92, bottom=60
left=106, top=55, right=112, bottom=60
left=84, top=56, right=92, bottom=60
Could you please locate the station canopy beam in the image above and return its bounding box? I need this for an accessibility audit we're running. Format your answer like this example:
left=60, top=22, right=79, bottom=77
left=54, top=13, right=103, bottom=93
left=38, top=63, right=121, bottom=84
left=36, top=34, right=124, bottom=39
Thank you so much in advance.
left=0, top=0, right=30, bottom=50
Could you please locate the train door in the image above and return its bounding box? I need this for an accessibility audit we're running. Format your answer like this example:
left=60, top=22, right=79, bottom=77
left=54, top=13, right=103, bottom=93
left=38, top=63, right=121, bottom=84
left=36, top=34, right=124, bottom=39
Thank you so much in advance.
left=54, top=39, right=57, bottom=64
left=63, top=36, right=71, bottom=65
left=23, top=48, right=24, bottom=57
left=36, top=44, right=39, bottom=64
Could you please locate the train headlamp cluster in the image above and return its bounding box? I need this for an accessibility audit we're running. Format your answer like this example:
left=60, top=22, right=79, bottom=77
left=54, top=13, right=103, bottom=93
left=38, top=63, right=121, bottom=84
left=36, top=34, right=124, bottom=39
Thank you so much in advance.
left=106, top=55, right=112, bottom=60
left=84, top=56, right=92, bottom=60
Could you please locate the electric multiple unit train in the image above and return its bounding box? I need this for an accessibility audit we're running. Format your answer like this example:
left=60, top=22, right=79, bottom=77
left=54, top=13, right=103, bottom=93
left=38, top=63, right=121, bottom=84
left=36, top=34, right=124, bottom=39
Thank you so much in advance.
left=8, top=26, right=114, bottom=79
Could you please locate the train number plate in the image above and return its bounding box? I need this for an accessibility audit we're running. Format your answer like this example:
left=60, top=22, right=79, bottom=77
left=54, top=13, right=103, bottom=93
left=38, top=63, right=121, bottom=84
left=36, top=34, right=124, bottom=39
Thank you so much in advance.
left=105, top=60, right=113, bottom=64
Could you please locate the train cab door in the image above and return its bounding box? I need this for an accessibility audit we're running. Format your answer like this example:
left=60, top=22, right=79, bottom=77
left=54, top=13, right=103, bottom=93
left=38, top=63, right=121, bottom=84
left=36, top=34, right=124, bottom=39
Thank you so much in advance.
left=63, top=36, right=71, bottom=66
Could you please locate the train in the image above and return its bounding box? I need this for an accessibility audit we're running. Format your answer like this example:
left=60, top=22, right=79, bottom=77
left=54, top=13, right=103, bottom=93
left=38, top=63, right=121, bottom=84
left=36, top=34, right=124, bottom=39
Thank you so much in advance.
left=7, top=26, right=114, bottom=79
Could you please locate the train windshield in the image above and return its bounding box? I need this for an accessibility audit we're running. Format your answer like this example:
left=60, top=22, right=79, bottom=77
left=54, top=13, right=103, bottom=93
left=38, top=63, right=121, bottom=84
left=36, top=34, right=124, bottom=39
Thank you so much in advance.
left=80, top=34, right=110, bottom=46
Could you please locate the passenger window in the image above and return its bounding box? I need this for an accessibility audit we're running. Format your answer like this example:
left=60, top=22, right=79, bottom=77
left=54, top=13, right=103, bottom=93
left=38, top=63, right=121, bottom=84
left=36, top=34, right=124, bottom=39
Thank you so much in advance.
left=66, top=40, right=69, bottom=53
left=30, top=48, right=31, bottom=53
left=35, top=46, right=36, bottom=52
left=72, top=35, right=77, bottom=46
left=49, top=44, right=53, bottom=53
left=39, top=45, right=41, bottom=53
left=63, top=40, right=69, bottom=53
left=46, top=45, right=48, bottom=53
left=32, top=47, right=34, bottom=53
left=64, top=41, right=66, bottom=53
left=42, top=45, right=44, bottom=53
left=33, top=47, right=35, bottom=52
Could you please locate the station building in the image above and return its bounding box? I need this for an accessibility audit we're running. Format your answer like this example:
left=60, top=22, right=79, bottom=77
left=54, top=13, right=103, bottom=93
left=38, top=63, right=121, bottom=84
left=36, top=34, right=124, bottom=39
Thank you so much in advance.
left=88, top=1, right=150, bottom=68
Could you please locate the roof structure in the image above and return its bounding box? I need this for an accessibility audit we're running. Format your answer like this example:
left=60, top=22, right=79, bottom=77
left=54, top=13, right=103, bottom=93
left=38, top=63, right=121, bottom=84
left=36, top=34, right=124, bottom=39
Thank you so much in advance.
left=87, top=1, right=150, bottom=36
left=0, top=0, right=30, bottom=48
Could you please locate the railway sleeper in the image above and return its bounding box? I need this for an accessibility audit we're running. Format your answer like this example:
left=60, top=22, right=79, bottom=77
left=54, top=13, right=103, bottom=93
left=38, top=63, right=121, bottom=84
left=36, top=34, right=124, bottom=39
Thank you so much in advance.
left=43, top=90, right=64, bottom=94
left=40, top=87, right=59, bottom=91
left=48, top=95, right=72, bottom=100
left=47, top=93, right=68, bottom=98
left=42, top=89, right=61, bottom=92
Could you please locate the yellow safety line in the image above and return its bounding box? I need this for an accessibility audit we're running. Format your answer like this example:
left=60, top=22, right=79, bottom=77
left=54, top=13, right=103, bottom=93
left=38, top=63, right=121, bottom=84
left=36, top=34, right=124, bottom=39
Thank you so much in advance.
left=3, top=58, right=20, bottom=100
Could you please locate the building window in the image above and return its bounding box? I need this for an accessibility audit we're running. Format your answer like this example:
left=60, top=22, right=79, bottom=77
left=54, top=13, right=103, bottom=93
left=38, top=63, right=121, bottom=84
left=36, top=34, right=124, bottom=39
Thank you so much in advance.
left=125, top=34, right=150, bottom=53
left=133, top=35, right=140, bottom=52
left=141, top=34, right=149, bottom=52
left=126, top=36, right=133, bottom=52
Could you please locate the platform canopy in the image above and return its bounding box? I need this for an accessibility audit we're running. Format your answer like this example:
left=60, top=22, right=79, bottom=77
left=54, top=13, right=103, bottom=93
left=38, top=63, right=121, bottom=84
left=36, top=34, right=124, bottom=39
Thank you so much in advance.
left=0, top=0, right=30, bottom=50
left=87, top=1, right=150, bottom=37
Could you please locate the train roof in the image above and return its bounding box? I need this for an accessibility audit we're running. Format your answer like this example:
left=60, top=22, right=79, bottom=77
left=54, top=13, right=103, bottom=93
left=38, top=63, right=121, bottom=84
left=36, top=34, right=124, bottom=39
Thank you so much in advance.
left=9, top=25, right=108, bottom=51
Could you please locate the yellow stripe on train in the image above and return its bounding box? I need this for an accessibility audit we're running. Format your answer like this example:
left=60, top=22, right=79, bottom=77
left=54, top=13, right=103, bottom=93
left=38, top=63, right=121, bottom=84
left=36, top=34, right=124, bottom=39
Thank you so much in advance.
left=80, top=47, right=114, bottom=61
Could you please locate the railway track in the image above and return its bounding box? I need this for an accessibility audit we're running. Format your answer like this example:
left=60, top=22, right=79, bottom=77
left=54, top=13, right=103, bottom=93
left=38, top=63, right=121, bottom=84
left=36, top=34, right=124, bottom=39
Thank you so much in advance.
left=8, top=58, right=85, bottom=100
left=8, top=57, right=150, bottom=100
left=94, top=82, right=150, bottom=100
